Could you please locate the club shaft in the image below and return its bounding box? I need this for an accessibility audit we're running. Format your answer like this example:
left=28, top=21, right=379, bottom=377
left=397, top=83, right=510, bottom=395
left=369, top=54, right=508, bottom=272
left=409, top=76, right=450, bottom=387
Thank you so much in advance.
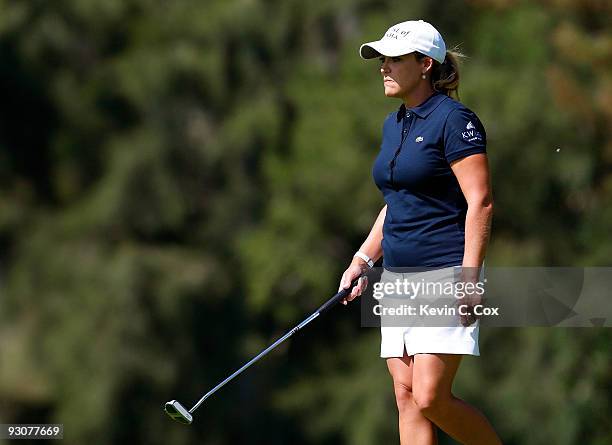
left=188, top=280, right=358, bottom=414
left=189, top=311, right=318, bottom=413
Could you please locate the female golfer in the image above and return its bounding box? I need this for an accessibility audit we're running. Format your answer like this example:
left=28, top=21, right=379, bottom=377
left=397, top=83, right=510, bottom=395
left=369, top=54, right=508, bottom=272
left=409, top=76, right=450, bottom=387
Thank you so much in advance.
left=338, top=20, right=501, bottom=444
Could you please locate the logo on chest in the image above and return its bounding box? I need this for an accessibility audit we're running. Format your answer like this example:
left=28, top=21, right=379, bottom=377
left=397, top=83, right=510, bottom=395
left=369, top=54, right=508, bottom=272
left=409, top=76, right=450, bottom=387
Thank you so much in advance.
left=415, top=136, right=424, bottom=143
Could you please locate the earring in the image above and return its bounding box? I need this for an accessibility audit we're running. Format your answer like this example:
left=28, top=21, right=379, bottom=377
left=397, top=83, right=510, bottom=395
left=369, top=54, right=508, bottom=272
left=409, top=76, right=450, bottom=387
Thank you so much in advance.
left=421, top=74, right=427, bottom=79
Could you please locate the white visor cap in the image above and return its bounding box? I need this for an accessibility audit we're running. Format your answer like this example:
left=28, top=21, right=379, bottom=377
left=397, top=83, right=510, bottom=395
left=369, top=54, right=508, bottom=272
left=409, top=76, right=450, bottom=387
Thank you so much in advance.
left=359, top=20, right=446, bottom=64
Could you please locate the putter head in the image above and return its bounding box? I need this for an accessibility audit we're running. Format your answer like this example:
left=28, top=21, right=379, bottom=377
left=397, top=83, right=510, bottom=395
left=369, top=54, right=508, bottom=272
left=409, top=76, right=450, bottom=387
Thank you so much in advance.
left=165, top=400, right=193, bottom=424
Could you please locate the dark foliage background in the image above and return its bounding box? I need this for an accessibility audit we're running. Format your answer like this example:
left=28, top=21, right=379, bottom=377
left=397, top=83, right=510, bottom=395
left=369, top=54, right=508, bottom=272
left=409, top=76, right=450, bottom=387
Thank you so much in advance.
left=1, top=1, right=610, bottom=444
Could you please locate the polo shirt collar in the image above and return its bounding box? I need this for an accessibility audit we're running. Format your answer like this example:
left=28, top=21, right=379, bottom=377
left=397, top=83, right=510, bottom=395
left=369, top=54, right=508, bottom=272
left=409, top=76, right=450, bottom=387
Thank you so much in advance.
left=396, top=92, right=448, bottom=122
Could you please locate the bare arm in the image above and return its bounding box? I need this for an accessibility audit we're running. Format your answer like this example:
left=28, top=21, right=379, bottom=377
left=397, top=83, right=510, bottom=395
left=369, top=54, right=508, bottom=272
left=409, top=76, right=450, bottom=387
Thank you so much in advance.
left=451, top=153, right=493, bottom=325
left=339, top=205, right=386, bottom=302
left=355, top=204, right=386, bottom=265
left=450, top=153, right=494, bottom=272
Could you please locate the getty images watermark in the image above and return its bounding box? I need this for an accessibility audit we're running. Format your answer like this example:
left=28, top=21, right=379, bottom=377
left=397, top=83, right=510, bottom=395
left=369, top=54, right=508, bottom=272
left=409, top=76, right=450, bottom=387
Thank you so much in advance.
left=359, top=267, right=612, bottom=327
left=371, top=274, right=497, bottom=319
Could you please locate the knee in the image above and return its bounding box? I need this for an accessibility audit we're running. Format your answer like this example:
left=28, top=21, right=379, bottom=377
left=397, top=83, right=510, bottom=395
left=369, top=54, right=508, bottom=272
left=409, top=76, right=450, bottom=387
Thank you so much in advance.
left=393, top=383, right=415, bottom=412
left=413, top=389, right=450, bottom=418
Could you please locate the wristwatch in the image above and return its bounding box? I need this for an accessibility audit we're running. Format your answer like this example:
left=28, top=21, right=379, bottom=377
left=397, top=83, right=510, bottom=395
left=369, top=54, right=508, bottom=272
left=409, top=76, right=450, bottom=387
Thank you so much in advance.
left=354, top=251, right=374, bottom=268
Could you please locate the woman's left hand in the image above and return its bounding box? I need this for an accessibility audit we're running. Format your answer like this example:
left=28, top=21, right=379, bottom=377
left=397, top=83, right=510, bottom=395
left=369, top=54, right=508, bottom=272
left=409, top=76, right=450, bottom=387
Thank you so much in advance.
left=458, top=288, right=483, bottom=326
left=456, top=269, right=485, bottom=327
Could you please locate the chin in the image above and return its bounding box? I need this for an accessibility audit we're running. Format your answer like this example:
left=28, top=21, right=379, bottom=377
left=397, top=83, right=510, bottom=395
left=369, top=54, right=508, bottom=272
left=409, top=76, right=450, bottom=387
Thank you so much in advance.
left=384, top=88, right=400, bottom=98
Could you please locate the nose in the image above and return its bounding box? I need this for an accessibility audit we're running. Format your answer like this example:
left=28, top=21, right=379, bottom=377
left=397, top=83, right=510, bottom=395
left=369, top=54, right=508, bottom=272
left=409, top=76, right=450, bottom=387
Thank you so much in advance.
left=380, top=58, right=390, bottom=74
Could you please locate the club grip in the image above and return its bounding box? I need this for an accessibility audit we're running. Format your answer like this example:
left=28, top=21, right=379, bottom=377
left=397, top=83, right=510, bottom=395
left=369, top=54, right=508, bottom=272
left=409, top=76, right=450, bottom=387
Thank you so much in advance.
left=317, top=276, right=363, bottom=315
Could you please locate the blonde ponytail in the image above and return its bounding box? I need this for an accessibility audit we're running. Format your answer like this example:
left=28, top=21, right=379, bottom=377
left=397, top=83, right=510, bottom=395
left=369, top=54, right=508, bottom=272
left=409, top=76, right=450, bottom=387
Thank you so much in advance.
left=416, top=49, right=465, bottom=100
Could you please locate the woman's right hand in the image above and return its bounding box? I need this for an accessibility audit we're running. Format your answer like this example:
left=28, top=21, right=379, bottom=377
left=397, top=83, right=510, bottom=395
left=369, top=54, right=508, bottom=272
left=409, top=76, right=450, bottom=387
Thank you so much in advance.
left=338, top=261, right=369, bottom=305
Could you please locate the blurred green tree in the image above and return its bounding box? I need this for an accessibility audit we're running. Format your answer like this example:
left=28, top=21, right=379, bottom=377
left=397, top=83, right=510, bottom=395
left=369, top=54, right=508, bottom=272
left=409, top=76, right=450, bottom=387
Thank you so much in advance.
left=0, top=0, right=610, bottom=444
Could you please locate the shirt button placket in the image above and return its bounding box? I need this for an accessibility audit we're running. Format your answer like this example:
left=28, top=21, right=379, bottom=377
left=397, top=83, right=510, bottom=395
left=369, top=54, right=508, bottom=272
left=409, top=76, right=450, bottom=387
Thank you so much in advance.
left=403, top=113, right=410, bottom=134
left=390, top=112, right=411, bottom=189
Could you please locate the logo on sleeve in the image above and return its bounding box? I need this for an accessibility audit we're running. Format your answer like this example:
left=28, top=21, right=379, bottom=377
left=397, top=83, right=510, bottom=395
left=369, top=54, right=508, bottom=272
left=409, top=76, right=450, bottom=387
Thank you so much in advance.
left=462, top=121, right=482, bottom=142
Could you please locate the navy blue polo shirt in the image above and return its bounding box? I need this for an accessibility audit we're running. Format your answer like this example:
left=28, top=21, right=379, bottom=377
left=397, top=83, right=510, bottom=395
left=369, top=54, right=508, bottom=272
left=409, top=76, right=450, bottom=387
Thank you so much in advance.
left=372, top=93, right=487, bottom=268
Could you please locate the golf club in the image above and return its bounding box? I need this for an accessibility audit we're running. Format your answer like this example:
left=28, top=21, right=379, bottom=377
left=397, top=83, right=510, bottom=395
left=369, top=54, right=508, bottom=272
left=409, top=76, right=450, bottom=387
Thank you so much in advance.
left=164, top=276, right=363, bottom=424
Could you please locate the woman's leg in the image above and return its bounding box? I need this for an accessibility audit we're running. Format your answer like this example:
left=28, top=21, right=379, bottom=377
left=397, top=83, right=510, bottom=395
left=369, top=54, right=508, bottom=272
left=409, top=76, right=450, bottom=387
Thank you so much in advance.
left=387, top=352, right=437, bottom=445
left=412, top=353, right=502, bottom=445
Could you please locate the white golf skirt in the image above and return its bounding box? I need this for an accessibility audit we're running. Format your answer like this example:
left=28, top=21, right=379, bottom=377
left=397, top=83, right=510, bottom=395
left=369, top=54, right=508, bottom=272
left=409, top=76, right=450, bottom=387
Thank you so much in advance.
left=379, top=266, right=480, bottom=358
